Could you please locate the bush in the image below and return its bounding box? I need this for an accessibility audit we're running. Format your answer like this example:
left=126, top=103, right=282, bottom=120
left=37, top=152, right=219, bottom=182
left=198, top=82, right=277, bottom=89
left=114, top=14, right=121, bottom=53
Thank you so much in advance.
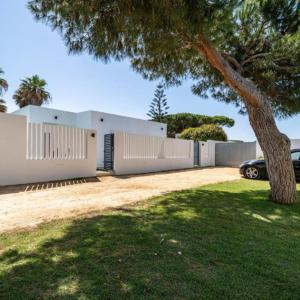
left=179, top=124, right=227, bottom=141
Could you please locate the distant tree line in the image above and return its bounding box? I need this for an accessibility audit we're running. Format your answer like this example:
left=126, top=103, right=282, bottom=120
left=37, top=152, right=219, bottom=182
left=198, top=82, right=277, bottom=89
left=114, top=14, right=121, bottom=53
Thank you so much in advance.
left=161, top=113, right=234, bottom=138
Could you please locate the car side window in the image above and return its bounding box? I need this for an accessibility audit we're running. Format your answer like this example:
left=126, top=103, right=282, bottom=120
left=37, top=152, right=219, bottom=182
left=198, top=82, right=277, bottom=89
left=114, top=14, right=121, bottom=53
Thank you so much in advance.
left=291, top=152, right=300, bottom=161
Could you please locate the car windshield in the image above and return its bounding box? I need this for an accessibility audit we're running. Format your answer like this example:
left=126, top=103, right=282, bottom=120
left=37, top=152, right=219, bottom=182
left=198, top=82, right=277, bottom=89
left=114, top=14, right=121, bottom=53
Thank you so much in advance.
left=291, top=151, right=300, bottom=161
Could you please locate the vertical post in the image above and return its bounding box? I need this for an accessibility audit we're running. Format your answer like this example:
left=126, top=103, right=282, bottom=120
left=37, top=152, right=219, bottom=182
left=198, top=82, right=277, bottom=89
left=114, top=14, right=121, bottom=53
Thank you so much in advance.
left=30, top=123, right=34, bottom=160
left=26, top=123, right=30, bottom=160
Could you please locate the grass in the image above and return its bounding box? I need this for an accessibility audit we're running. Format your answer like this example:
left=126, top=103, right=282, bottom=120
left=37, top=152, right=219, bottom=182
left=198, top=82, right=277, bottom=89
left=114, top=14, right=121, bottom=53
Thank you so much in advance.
left=1, top=179, right=300, bottom=299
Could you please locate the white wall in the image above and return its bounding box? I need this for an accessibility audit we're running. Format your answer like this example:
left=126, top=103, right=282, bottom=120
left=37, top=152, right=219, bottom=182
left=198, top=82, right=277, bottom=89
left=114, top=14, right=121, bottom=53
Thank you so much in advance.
left=13, top=105, right=78, bottom=127
left=89, top=111, right=167, bottom=168
left=0, top=113, right=97, bottom=186
left=199, top=140, right=217, bottom=167
left=13, top=106, right=167, bottom=169
left=77, top=111, right=93, bottom=128
left=215, top=141, right=256, bottom=166
left=256, top=139, right=300, bottom=158
left=291, top=139, right=300, bottom=150
left=113, top=132, right=193, bottom=175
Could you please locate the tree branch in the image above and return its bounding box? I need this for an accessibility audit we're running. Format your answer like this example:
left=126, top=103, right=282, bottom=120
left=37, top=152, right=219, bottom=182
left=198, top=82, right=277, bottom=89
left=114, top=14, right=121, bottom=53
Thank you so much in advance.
left=222, top=53, right=243, bottom=74
left=241, top=52, right=271, bottom=66
left=196, top=35, right=265, bottom=108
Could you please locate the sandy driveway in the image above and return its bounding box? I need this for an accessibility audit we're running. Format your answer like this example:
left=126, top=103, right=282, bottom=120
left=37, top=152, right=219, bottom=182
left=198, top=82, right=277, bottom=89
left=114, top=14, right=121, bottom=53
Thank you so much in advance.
left=0, top=167, right=240, bottom=233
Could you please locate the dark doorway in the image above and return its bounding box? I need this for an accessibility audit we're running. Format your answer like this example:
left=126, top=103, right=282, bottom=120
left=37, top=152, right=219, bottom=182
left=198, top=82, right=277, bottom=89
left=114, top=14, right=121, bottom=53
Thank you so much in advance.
left=104, top=134, right=114, bottom=170
left=194, top=142, right=200, bottom=166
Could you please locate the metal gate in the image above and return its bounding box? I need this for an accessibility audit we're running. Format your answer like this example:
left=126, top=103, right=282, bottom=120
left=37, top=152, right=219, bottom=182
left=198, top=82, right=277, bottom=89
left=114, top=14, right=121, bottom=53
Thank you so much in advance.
left=194, top=141, right=200, bottom=166
left=104, top=134, right=114, bottom=170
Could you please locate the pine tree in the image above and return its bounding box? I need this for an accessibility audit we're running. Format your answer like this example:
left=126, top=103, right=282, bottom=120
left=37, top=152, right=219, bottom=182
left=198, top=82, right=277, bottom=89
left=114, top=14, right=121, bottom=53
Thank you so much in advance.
left=29, top=0, right=300, bottom=204
left=147, top=84, right=169, bottom=122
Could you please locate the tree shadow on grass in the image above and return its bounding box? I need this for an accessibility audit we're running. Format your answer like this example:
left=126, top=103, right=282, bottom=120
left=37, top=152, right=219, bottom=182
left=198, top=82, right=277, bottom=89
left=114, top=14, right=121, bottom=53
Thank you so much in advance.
left=1, top=187, right=300, bottom=299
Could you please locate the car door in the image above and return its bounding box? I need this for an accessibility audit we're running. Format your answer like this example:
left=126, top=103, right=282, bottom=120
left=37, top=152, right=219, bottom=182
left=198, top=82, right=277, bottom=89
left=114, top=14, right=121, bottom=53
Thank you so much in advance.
left=291, top=151, right=300, bottom=179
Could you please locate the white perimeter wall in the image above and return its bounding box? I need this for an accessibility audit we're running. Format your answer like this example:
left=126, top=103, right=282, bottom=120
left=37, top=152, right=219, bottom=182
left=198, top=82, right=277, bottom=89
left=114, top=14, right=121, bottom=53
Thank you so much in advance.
left=256, top=139, right=300, bottom=158
left=113, top=132, right=193, bottom=175
left=13, top=106, right=167, bottom=169
left=89, top=111, right=167, bottom=168
left=0, top=113, right=97, bottom=186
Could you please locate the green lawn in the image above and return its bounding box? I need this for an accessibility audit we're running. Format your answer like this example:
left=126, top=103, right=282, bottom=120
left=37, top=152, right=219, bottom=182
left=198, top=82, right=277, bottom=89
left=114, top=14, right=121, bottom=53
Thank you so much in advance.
left=1, top=180, right=300, bottom=299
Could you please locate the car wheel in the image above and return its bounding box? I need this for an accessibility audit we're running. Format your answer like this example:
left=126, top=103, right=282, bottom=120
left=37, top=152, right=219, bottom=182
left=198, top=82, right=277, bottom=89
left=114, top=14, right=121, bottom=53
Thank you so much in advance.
left=245, top=166, right=260, bottom=180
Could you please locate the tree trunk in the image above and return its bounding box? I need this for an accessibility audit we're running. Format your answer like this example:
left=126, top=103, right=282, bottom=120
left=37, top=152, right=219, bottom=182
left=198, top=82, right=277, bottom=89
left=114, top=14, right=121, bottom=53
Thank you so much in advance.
left=247, top=101, right=297, bottom=204
left=195, top=36, right=297, bottom=204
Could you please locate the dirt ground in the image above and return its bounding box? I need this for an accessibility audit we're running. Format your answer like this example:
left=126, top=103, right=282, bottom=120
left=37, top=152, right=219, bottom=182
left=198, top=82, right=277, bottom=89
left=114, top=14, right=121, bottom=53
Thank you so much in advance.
left=0, top=167, right=240, bottom=233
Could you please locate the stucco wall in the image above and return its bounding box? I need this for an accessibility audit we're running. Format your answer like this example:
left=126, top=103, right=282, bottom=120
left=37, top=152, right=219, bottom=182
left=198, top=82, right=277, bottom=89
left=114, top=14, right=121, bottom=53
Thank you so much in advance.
left=113, top=132, right=193, bottom=175
left=256, top=139, right=300, bottom=158
left=215, top=142, right=256, bottom=166
left=13, top=105, right=78, bottom=127
left=0, top=113, right=97, bottom=186
left=89, top=111, right=167, bottom=168
left=199, top=140, right=218, bottom=167
left=13, top=106, right=167, bottom=169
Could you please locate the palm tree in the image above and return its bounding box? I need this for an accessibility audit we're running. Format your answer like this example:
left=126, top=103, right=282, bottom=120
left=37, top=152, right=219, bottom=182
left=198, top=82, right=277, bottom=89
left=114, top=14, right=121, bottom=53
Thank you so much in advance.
left=0, top=68, right=8, bottom=96
left=0, top=99, right=7, bottom=113
left=13, top=75, right=51, bottom=108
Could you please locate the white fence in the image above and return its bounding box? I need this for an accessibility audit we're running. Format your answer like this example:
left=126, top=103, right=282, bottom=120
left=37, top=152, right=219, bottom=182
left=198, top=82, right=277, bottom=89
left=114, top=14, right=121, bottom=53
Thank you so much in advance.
left=113, top=132, right=194, bottom=175
left=0, top=113, right=97, bottom=186
left=215, top=142, right=256, bottom=166
left=27, top=123, right=89, bottom=160
left=123, top=133, right=191, bottom=160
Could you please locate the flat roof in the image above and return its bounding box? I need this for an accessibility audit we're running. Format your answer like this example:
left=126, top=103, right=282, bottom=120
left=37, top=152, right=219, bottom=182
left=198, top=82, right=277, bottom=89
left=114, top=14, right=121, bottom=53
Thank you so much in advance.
left=12, top=105, right=167, bottom=125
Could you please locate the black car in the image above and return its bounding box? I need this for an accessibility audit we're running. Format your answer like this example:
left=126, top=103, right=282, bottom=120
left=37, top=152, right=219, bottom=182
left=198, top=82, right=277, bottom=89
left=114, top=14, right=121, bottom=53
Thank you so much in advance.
left=240, top=149, right=300, bottom=180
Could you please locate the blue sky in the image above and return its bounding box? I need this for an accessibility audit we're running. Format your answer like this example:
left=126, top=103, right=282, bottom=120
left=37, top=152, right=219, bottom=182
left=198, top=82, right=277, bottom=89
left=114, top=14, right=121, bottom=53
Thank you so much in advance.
left=1, top=0, right=299, bottom=141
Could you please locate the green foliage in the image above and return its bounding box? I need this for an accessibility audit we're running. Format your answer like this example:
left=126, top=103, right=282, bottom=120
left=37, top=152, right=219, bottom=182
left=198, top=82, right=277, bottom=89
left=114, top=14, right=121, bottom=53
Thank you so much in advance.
left=147, top=84, right=169, bottom=122
left=28, top=0, right=300, bottom=117
left=162, top=113, right=234, bottom=137
left=180, top=124, right=227, bottom=141
left=13, top=75, right=51, bottom=108
left=191, top=0, right=300, bottom=117
left=0, top=99, right=7, bottom=113
left=1, top=180, right=300, bottom=298
left=0, top=68, right=9, bottom=113
left=0, top=68, right=8, bottom=96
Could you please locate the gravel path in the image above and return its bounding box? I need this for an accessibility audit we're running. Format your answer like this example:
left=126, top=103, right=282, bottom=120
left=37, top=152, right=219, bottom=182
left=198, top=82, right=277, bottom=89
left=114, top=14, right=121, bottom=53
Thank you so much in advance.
left=0, top=167, right=240, bottom=233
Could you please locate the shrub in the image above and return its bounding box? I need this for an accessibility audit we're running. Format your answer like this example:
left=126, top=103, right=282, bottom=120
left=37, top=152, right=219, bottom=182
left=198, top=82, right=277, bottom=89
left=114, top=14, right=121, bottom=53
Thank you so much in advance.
left=179, top=124, right=227, bottom=141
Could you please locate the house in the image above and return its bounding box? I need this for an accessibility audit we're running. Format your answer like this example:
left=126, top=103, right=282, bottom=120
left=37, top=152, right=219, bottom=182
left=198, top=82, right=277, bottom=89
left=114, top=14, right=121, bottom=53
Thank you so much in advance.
left=13, top=105, right=167, bottom=169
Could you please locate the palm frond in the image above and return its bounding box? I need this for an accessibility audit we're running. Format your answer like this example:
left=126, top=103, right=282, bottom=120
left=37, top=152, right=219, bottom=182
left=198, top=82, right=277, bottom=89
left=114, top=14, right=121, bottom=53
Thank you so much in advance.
left=0, top=99, right=7, bottom=113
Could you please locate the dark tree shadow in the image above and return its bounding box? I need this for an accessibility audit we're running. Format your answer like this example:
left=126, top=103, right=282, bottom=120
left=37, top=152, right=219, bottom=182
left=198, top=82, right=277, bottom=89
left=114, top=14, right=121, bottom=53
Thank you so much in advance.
left=1, top=187, right=300, bottom=299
